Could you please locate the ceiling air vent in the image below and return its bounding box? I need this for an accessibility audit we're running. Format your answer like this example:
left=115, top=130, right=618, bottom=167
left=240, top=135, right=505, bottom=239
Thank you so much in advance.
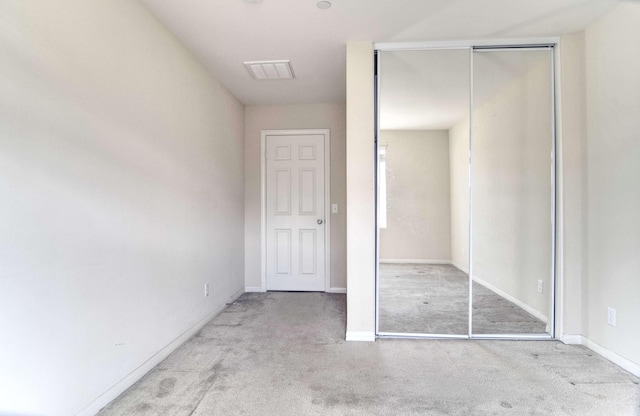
left=243, top=60, right=295, bottom=80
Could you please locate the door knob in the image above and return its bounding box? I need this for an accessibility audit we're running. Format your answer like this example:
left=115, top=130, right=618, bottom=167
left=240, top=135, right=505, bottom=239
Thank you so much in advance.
left=317, top=219, right=323, bottom=225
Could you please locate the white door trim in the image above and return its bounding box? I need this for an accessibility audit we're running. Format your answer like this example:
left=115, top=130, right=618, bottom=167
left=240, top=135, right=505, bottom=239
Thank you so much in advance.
left=261, top=129, right=331, bottom=292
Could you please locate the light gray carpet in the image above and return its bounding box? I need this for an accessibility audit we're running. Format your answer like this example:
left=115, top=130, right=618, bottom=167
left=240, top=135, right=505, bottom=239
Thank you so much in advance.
left=379, top=263, right=547, bottom=335
left=99, top=292, right=639, bottom=416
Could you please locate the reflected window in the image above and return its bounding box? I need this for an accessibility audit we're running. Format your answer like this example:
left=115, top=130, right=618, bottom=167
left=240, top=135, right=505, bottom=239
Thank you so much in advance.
left=378, top=146, right=387, bottom=228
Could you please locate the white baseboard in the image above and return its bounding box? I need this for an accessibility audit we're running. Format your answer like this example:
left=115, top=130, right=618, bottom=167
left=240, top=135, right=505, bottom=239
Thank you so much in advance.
left=472, top=275, right=548, bottom=324
left=76, top=287, right=245, bottom=416
left=561, top=335, right=640, bottom=377
left=560, top=334, right=583, bottom=345
left=380, top=259, right=452, bottom=265
left=345, top=331, right=376, bottom=342
left=246, top=286, right=345, bottom=293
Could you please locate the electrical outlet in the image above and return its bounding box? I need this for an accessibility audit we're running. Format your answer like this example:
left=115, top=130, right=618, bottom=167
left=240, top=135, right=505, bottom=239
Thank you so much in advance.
left=332, top=204, right=338, bottom=214
left=607, top=307, right=616, bottom=326
left=204, top=283, right=209, bottom=298
left=537, top=280, right=544, bottom=294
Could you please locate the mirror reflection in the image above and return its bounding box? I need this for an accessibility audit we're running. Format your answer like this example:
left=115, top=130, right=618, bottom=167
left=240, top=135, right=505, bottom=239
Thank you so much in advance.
left=471, top=49, right=553, bottom=335
left=377, top=49, right=470, bottom=335
left=377, top=47, right=554, bottom=337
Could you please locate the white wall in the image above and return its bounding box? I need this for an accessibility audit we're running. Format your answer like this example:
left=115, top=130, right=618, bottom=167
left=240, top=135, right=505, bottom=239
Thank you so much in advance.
left=0, top=1, right=245, bottom=415
left=345, top=42, right=376, bottom=341
left=449, top=120, right=470, bottom=273
left=379, top=130, right=451, bottom=262
left=583, top=1, right=640, bottom=369
left=243, top=103, right=347, bottom=292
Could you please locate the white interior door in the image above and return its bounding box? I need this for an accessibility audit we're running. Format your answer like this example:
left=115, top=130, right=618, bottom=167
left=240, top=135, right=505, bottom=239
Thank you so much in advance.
left=265, top=133, right=326, bottom=291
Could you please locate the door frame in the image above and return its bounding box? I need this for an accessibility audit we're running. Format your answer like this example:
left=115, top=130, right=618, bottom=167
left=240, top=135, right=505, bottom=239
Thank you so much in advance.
left=260, top=129, right=331, bottom=292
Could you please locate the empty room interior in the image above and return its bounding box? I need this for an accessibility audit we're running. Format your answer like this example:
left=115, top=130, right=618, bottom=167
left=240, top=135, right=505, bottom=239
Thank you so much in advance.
left=1, top=1, right=639, bottom=415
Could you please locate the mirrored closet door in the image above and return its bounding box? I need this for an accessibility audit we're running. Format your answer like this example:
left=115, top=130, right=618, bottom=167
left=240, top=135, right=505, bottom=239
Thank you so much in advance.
left=376, top=45, right=555, bottom=339
left=376, top=48, right=470, bottom=337
left=470, top=47, right=554, bottom=337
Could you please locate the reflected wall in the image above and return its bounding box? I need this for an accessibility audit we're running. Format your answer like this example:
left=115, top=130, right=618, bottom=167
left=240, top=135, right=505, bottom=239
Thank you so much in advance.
left=471, top=49, right=553, bottom=334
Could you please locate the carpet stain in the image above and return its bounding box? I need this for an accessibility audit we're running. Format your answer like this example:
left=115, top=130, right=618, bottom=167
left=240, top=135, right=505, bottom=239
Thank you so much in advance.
left=198, top=360, right=226, bottom=390
left=500, top=401, right=513, bottom=408
left=133, top=403, right=152, bottom=412
left=157, top=377, right=177, bottom=398
left=323, top=392, right=362, bottom=407
left=211, top=360, right=224, bottom=373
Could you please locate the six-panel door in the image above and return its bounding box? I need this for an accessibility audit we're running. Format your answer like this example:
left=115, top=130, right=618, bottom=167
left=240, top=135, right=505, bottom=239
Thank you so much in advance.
left=266, top=134, right=325, bottom=291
